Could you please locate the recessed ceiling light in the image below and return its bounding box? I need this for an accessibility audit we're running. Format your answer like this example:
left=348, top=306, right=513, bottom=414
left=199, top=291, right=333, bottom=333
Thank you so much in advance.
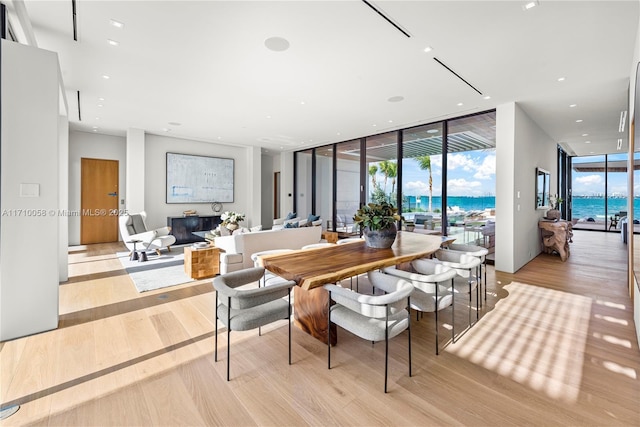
left=217, top=136, right=222, bottom=140
left=337, top=132, right=341, bottom=136
left=110, top=19, right=124, bottom=28
left=163, top=128, right=171, bottom=132
left=107, top=39, right=119, bottom=46
left=265, top=37, right=290, bottom=52
left=557, top=77, right=566, bottom=82
left=98, top=97, right=105, bottom=101
left=576, top=119, right=583, bottom=123
left=423, top=46, right=433, bottom=53
left=388, top=119, right=393, bottom=123
left=102, top=75, right=110, bottom=80
left=372, top=124, right=377, bottom=127
left=266, top=115, right=271, bottom=119
left=95, top=117, right=100, bottom=120
left=582, top=133, right=589, bottom=137
left=523, top=1, right=539, bottom=10
left=92, top=129, right=98, bottom=132
left=569, top=104, right=577, bottom=108
left=590, top=151, right=594, bottom=154
left=387, top=96, right=404, bottom=102
left=300, top=101, right=306, bottom=105
left=98, top=104, right=103, bottom=107
left=457, top=102, right=464, bottom=106
left=168, top=122, right=181, bottom=126
left=483, top=95, right=491, bottom=100
left=585, top=141, right=591, bottom=144
left=92, top=126, right=98, bottom=129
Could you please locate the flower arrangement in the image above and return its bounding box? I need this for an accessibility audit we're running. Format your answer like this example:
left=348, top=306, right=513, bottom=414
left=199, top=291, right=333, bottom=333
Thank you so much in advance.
left=221, top=211, right=245, bottom=227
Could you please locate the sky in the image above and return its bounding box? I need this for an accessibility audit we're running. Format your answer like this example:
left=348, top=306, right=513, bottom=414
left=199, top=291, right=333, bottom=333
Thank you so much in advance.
left=370, top=149, right=497, bottom=198
left=572, top=153, right=630, bottom=197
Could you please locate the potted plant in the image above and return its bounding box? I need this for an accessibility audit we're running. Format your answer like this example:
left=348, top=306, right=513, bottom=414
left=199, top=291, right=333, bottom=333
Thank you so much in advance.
left=221, top=211, right=245, bottom=231
left=353, top=202, right=401, bottom=248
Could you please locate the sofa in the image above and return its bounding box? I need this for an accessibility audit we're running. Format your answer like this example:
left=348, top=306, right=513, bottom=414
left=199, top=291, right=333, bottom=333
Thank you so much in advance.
left=214, top=226, right=323, bottom=274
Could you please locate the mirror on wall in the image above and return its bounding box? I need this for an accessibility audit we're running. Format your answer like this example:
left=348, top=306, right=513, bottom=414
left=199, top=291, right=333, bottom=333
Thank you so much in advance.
left=536, top=167, right=550, bottom=209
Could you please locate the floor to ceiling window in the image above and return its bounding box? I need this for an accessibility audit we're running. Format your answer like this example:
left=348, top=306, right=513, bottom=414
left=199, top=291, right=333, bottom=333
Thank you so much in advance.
left=365, top=132, right=399, bottom=206
left=293, top=110, right=496, bottom=251
left=571, top=155, right=608, bottom=230
left=314, top=145, right=333, bottom=229
left=446, top=112, right=496, bottom=244
left=571, top=153, right=632, bottom=231
left=295, top=149, right=313, bottom=220
left=401, top=123, right=444, bottom=233
left=335, top=139, right=361, bottom=234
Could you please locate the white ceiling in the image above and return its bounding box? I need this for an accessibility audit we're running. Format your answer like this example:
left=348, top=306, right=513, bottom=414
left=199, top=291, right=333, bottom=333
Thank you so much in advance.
left=11, top=0, right=640, bottom=156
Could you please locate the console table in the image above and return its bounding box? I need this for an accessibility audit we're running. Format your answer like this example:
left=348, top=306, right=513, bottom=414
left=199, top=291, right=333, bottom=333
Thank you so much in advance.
left=167, top=215, right=221, bottom=245
left=538, top=220, right=572, bottom=261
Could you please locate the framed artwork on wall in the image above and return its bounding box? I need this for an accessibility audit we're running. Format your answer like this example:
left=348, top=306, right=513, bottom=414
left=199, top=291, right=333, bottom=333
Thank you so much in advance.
left=166, top=152, right=234, bottom=203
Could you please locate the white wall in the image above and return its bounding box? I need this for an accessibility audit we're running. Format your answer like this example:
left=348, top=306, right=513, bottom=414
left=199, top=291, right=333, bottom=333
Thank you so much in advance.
left=495, top=102, right=558, bottom=273
left=1, top=41, right=60, bottom=340
left=58, top=115, right=69, bottom=281
left=143, top=134, right=250, bottom=229
left=68, top=131, right=126, bottom=246
left=126, top=128, right=145, bottom=213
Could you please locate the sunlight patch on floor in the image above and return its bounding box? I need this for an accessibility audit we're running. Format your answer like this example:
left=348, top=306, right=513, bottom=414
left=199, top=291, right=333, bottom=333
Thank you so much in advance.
left=446, top=282, right=592, bottom=403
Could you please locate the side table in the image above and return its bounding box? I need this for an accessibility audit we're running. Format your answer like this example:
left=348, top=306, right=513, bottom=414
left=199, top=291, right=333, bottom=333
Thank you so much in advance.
left=127, top=239, right=143, bottom=261
left=184, top=246, right=221, bottom=279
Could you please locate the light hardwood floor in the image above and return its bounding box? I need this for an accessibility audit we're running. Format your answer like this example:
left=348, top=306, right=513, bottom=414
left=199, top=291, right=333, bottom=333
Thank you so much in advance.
left=1, top=230, right=639, bottom=426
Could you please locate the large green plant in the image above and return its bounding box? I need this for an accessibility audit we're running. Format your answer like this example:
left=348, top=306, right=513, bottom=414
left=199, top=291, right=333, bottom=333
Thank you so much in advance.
left=353, top=202, right=401, bottom=231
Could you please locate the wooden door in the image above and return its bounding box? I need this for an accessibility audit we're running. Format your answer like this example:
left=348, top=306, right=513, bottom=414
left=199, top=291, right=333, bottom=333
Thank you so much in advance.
left=81, top=158, right=119, bottom=244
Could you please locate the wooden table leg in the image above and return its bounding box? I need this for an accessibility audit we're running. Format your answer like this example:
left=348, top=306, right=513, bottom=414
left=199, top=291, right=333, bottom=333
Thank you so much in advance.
left=293, top=286, right=337, bottom=346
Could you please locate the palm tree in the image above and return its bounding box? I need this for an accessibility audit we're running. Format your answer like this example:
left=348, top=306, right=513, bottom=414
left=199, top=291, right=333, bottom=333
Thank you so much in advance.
left=414, top=155, right=433, bottom=212
left=378, top=160, right=392, bottom=194
left=368, top=164, right=379, bottom=191
left=388, top=162, right=398, bottom=202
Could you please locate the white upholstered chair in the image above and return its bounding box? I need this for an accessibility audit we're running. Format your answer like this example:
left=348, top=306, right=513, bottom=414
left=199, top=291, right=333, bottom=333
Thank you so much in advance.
left=446, top=243, right=489, bottom=305
left=382, top=263, right=457, bottom=354
left=324, top=270, right=413, bottom=393
left=119, top=212, right=176, bottom=255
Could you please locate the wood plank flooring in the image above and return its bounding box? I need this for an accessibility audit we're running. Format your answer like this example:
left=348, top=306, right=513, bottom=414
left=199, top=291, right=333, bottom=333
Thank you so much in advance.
left=1, top=230, right=639, bottom=426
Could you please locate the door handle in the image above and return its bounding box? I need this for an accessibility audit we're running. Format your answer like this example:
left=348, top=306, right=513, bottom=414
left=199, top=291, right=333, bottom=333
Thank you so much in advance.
left=107, top=192, right=117, bottom=196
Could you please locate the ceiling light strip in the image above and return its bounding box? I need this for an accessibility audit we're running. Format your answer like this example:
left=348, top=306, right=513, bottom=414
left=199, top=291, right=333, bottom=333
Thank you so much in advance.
left=72, top=0, right=78, bottom=41
left=619, top=110, right=627, bottom=132
left=77, top=90, right=81, bottom=121
left=361, top=0, right=411, bottom=38
left=433, top=57, right=483, bottom=95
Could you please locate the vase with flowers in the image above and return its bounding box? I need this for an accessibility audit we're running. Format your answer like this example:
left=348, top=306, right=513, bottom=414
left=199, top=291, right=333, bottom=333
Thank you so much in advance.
left=221, top=211, right=245, bottom=231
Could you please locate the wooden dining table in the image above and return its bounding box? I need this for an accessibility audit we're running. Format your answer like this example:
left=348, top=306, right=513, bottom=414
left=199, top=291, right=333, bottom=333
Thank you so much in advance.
left=257, top=231, right=442, bottom=344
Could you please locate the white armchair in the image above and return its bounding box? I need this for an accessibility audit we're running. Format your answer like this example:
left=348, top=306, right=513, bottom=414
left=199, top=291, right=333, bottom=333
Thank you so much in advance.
left=119, top=212, right=176, bottom=255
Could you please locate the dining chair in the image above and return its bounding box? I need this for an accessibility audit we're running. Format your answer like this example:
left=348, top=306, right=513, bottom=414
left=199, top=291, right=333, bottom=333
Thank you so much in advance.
left=416, top=251, right=480, bottom=333
left=382, top=263, right=457, bottom=354
left=445, top=243, right=489, bottom=305
left=324, top=271, right=413, bottom=393
left=251, top=249, right=295, bottom=286
left=301, top=242, right=336, bottom=250
left=213, top=267, right=296, bottom=381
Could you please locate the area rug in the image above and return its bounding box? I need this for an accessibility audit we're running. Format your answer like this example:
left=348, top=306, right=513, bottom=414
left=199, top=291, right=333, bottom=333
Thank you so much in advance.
left=446, top=281, right=592, bottom=403
left=117, top=246, right=194, bottom=292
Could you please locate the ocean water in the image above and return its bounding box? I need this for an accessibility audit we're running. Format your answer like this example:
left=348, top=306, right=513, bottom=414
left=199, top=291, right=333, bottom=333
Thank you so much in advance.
left=403, top=195, right=638, bottom=220
left=403, top=196, right=494, bottom=213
